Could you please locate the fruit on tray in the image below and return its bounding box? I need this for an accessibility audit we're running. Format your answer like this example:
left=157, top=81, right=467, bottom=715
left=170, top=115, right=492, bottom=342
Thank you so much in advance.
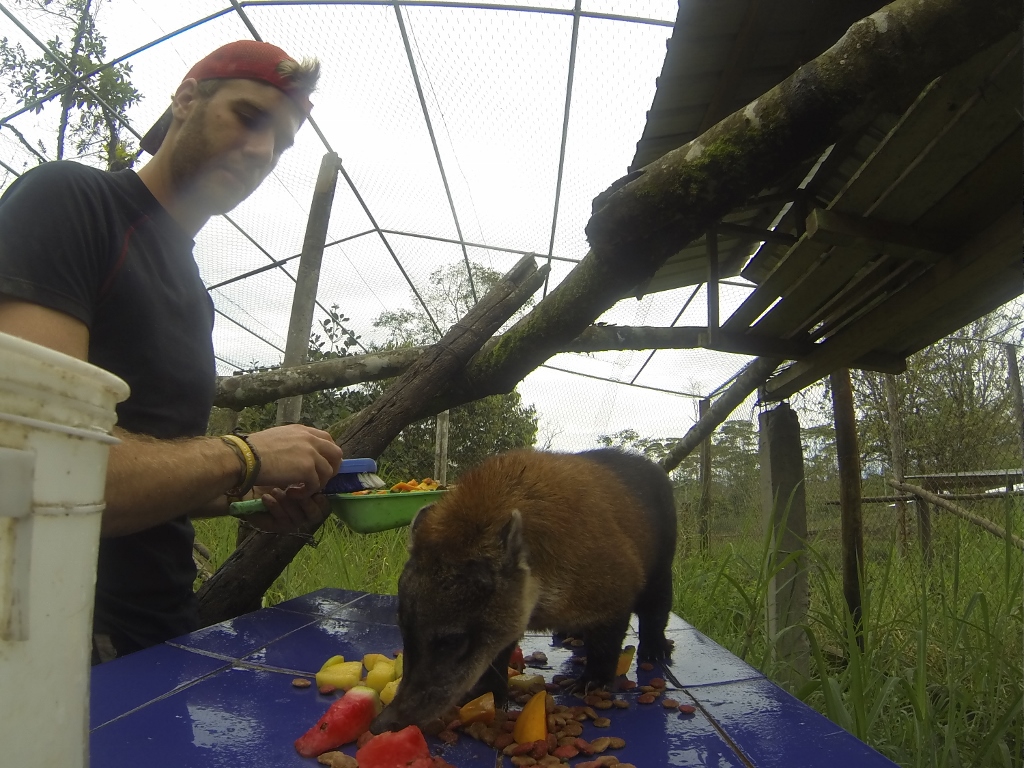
left=294, top=686, right=382, bottom=757
left=512, top=691, right=548, bottom=744
left=457, top=691, right=495, bottom=725
left=315, top=661, right=364, bottom=692
left=355, top=725, right=430, bottom=768
left=616, top=645, right=636, bottom=676
left=365, top=658, right=398, bottom=693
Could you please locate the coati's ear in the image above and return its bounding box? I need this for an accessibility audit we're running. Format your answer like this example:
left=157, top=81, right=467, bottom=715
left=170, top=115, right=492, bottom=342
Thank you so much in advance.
left=407, top=504, right=434, bottom=552
left=498, top=509, right=528, bottom=571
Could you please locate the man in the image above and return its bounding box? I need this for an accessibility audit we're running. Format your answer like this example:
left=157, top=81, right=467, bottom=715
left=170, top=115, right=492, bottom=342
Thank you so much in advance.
left=0, top=40, right=344, bottom=662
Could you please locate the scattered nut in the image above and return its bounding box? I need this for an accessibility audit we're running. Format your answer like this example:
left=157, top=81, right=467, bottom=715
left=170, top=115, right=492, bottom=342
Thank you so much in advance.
left=592, top=717, right=611, bottom=728
left=317, top=752, right=358, bottom=768
left=494, top=733, right=515, bottom=750
left=538, top=757, right=562, bottom=766
left=511, top=757, right=537, bottom=767
left=639, top=662, right=654, bottom=671
left=552, top=745, right=579, bottom=760
left=637, top=693, right=656, bottom=704
left=531, top=651, right=549, bottom=664
left=678, top=703, right=697, bottom=715
left=607, top=737, right=626, bottom=750
left=317, top=684, right=336, bottom=695
left=571, top=639, right=585, bottom=648
left=612, top=699, right=629, bottom=709
left=589, top=737, right=611, bottom=753
left=292, top=677, right=312, bottom=688
left=562, top=721, right=583, bottom=737
left=437, top=730, right=458, bottom=745
left=619, top=680, right=637, bottom=690
left=662, top=698, right=680, bottom=708
left=649, top=677, right=667, bottom=689
left=593, top=700, right=613, bottom=710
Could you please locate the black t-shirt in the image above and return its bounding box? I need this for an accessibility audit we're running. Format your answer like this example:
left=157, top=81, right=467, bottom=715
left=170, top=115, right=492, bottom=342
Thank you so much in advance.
left=0, top=161, right=216, bottom=654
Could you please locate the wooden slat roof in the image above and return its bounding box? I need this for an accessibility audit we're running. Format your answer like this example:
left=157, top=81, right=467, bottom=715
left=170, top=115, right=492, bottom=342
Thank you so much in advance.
left=626, top=0, right=1023, bottom=398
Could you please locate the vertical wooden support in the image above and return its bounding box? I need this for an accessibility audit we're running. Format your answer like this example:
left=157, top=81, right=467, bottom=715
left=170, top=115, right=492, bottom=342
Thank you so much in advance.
left=433, top=410, right=450, bottom=486
left=1004, top=344, right=1024, bottom=475
left=883, top=374, right=908, bottom=554
left=831, top=369, right=864, bottom=648
left=759, top=402, right=809, bottom=687
left=698, top=397, right=712, bottom=554
left=706, top=228, right=719, bottom=346
left=276, top=152, right=342, bottom=425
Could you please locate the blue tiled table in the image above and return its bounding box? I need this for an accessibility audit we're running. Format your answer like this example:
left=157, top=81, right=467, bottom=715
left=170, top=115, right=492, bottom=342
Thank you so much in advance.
left=90, top=588, right=899, bottom=767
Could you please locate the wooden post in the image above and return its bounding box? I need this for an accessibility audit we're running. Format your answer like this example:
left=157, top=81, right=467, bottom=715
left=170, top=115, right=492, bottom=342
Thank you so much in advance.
left=433, top=410, right=450, bottom=486
left=276, top=152, right=342, bottom=425
left=883, top=374, right=909, bottom=554
left=759, top=402, right=809, bottom=687
left=831, top=369, right=864, bottom=648
left=698, top=397, right=712, bottom=554
left=1004, top=344, right=1024, bottom=475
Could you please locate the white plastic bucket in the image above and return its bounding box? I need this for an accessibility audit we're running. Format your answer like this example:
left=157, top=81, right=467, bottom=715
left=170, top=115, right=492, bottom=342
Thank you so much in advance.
left=0, top=331, right=129, bottom=768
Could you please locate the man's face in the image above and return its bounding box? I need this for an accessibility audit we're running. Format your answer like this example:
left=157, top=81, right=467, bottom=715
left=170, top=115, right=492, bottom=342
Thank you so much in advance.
left=168, top=78, right=304, bottom=214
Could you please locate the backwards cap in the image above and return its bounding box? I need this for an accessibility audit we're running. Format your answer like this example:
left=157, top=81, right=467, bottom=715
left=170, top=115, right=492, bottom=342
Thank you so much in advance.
left=140, top=40, right=314, bottom=155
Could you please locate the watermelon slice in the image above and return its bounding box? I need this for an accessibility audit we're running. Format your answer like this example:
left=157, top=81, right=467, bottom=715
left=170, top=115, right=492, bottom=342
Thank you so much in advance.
left=294, top=685, right=382, bottom=757
left=355, top=725, right=430, bottom=768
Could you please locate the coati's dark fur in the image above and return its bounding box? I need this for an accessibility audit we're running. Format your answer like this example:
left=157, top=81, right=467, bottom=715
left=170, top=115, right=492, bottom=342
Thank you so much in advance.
left=370, top=447, right=677, bottom=733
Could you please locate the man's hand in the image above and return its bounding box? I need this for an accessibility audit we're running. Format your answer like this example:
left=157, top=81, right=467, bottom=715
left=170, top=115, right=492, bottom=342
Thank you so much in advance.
left=243, top=484, right=331, bottom=533
left=246, top=423, right=344, bottom=491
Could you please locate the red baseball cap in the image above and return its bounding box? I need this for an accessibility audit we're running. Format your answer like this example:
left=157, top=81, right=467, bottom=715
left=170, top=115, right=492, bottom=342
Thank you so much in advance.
left=140, top=40, right=315, bottom=155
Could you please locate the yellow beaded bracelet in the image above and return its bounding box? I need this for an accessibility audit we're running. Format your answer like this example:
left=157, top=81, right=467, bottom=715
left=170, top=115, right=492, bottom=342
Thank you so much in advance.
left=220, top=433, right=259, bottom=499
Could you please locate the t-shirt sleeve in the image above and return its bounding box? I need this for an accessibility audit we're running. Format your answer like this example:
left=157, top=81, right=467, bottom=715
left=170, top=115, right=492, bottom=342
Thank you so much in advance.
left=0, top=162, right=113, bottom=327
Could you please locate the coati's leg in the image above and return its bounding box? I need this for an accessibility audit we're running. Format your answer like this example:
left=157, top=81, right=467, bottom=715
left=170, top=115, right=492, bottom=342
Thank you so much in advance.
left=575, top=615, right=631, bottom=691
left=460, top=640, right=517, bottom=707
left=635, top=561, right=674, bottom=662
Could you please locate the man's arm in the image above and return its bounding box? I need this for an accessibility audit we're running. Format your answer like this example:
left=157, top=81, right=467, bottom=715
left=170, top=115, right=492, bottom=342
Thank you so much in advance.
left=0, top=298, right=344, bottom=537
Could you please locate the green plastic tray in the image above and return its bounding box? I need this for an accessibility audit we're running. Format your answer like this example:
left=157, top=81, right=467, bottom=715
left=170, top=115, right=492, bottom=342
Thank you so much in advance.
left=330, top=490, right=446, bottom=533
left=229, top=490, right=446, bottom=534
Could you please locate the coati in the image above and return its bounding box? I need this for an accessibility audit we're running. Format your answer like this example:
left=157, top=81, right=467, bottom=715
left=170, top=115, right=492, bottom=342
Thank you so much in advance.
left=370, top=447, right=677, bottom=734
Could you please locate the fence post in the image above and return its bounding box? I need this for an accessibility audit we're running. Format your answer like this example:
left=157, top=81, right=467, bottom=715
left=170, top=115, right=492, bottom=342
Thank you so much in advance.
left=883, top=374, right=909, bottom=554
left=759, top=402, right=809, bottom=688
left=433, top=410, right=450, bottom=486
left=276, top=152, right=342, bottom=425
left=831, top=369, right=864, bottom=648
left=1004, top=344, right=1024, bottom=475
left=698, top=397, right=712, bottom=554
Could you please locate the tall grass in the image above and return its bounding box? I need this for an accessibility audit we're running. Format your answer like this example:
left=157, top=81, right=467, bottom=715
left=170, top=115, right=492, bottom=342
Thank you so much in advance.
left=194, top=500, right=1023, bottom=767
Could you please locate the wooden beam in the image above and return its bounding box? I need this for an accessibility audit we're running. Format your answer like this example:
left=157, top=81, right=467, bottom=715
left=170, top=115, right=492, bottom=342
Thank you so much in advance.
left=805, top=207, right=949, bottom=262
left=890, top=480, right=1024, bottom=552
left=763, top=206, right=1021, bottom=399
left=883, top=374, right=909, bottom=554
left=717, top=221, right=799, bottom=246
left=698, top=397, right=711, bottom=555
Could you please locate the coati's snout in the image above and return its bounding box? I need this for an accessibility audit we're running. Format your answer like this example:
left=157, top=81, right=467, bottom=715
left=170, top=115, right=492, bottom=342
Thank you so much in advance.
left=369, top=508, right=533, bottom=734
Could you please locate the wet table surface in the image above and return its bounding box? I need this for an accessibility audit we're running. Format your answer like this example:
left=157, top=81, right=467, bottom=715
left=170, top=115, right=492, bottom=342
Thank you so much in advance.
left=90, top=588, right=900, bottom=768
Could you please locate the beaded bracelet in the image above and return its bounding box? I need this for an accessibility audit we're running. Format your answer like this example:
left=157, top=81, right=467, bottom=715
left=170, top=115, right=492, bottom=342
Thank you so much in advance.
left=220, top=432, right=261, bottom=500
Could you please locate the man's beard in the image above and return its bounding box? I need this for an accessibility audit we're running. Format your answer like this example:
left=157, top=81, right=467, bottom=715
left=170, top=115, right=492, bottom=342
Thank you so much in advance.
left=168, top=100, right=246, bottom=214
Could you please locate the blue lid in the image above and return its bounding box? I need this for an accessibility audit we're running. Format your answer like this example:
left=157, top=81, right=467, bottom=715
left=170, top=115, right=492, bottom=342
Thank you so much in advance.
left=337, top=458, right=378, bottom=474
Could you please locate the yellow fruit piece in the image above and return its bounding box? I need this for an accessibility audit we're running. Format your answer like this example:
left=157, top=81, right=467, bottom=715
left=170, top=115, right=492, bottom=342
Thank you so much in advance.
left=315, top=661, right=363, bottom=691
left=365, top=660, right=397, bottom=693
left=362, top=653, right=391, bottom=672
left=319, top=654, right=346, bottom=672
left=512, top=691, right=548, bottom=744
left=616, top=645, right=636, bottom=676
left=508, top=673, right=545, bottom=693
left=393, top=653, right=403, bottom=679
left=380, top=678, right=400, bottom=706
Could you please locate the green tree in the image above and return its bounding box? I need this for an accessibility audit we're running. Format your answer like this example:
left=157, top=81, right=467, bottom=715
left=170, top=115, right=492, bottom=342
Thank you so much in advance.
left=852, top=307, right=1021, bottom=479
left=0, top=0, right=141, bottom=170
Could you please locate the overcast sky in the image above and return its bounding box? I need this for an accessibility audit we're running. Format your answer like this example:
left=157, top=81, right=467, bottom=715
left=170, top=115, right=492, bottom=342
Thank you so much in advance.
left=0, top=0, right=768, bottom=450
